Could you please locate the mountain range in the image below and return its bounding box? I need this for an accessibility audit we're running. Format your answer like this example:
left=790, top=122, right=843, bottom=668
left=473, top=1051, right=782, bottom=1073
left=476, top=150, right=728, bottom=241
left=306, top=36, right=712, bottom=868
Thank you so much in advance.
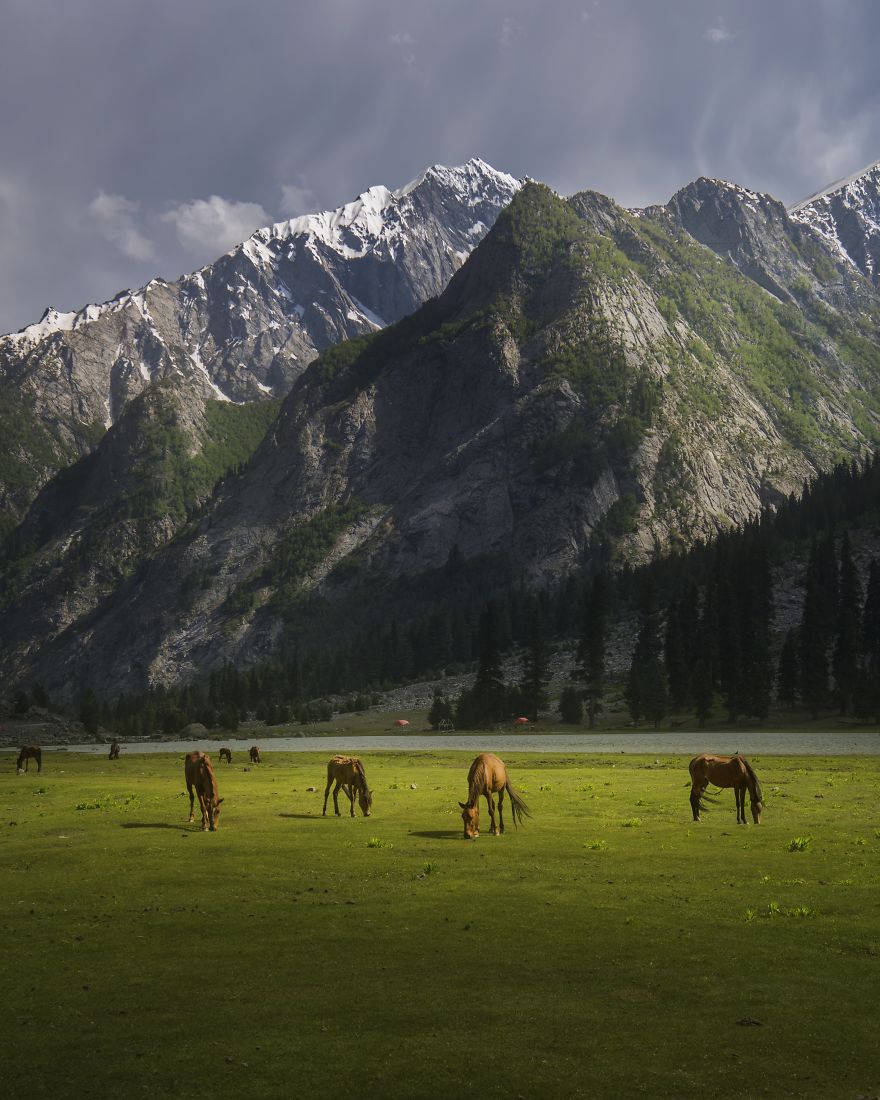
left=2, top=156, right=880, bottom=702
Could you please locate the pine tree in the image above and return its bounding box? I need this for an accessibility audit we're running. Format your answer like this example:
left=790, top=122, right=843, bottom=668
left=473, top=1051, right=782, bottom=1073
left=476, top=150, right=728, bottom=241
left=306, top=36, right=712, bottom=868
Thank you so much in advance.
left=455, top=601, right=508, bottom=728
left=519, top=609, right=550, bottom=721
left=626, top=578, right=665, bottom=726
left=862, top=558, right=880, bottom=720
left=800, top=543, right=831, bottom=718
left=833, top=531, right=863, bottom=715
left=580, top=571, right=609, bottom=729
left=559, top=685, right=583, bottom=724
left=776, top=628, right=799, bottom=709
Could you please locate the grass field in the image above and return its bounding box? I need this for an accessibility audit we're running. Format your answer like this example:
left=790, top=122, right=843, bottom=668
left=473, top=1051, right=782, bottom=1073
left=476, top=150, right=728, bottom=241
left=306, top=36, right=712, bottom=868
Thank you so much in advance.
left=2, top=749, right=879, bottom=1099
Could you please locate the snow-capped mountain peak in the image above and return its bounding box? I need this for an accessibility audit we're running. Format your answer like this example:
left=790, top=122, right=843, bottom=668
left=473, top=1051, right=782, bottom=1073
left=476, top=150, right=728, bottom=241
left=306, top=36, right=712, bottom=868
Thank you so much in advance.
left=789, top=159, right=880, bottom=279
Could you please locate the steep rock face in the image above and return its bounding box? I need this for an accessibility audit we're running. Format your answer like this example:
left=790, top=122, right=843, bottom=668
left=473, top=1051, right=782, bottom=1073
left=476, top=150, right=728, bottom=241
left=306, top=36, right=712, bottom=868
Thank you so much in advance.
left=0, top=159, right=520, bottom=529
left=10, top=181, right=880, bottom=700
left=790, top=160, right=880, bottom=281
left=0, top=379, right=278, bottom=679
left=655, top=176, right=864, bottom=310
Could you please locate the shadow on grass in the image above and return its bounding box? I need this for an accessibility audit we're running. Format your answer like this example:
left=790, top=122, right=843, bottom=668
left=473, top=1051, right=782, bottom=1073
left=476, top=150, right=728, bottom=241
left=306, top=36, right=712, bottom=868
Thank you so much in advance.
left=408, top=830, right=462, bottom=841
left=120, top=822, right=187, bottom=830
left=278, top=813, right=322, bottom=820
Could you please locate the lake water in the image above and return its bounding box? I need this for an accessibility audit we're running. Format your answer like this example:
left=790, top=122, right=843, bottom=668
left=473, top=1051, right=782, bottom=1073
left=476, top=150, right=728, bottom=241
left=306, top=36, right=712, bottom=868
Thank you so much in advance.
left=9, top=729, right=880, bottom=756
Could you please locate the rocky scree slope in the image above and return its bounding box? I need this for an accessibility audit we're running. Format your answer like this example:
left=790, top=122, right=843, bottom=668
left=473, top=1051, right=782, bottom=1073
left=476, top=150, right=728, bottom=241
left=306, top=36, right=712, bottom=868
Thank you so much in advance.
left=0, top=158, right=521, bottom=533
left=9, top=178, right=880, bottom=701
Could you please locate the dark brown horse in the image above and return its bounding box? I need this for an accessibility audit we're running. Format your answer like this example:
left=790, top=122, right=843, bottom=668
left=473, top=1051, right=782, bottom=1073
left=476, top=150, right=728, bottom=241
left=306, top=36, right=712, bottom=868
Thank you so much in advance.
left=218, top=748, right=232, bottom=764
left=109, top=742, right=120, bottom=760
left=249, top=746, right=262, bottom=764
left=689, top=754, right=763, bottom=824
left=185, top=751, right=223, bottom=831
left=459, top=753, right=530, bottom=839
left=16, top=746, right=42, bottom=774
left=322, top=756, right=373, bottom=817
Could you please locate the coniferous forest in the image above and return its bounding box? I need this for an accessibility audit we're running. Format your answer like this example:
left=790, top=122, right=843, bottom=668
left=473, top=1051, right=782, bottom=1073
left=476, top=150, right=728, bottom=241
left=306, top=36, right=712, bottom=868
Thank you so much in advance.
left=14, top=451, right=880, bottom=735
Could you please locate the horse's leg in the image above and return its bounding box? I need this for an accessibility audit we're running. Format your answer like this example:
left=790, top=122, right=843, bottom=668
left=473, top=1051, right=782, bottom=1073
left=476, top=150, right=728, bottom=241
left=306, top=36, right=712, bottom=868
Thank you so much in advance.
left=486, top=791, right=498, bottom=836
left=737, top=784, right=747, bottom=824
left=332, top=781, right=342, bottom=816
left=690, top=782, right=702, bottom=821
left=346, top=784, right=356, bottom=818
left=198, top=792, right=209, bottom=831
left=187, top=782, right=195, bottom=823
left=322, top=772, right=333, bottom=816
left=498, top=787, right=505, bottom=834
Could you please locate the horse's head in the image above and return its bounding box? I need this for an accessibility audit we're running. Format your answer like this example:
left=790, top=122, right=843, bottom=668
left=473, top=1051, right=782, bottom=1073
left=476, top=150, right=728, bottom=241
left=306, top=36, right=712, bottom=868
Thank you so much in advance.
left=358, top=788, right=373, bottom=817
left=459, top=801, right=479, bottom=839
left=750, top=798, right=763, bottom=825
left=207, top=796, right=224, bottom=830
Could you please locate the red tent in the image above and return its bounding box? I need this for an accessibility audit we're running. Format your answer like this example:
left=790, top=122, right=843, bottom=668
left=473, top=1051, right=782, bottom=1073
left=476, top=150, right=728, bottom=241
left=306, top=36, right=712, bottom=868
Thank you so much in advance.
left=514, top=716, right=529, bottom=725
left=394, top=719, right=410, bottom=728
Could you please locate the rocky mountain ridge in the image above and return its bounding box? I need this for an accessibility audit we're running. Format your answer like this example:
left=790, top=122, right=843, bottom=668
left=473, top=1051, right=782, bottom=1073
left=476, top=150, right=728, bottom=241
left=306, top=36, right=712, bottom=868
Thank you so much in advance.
left=0, top=158, right=521, bottom=531
left=6, top=172, right=880, bottom=702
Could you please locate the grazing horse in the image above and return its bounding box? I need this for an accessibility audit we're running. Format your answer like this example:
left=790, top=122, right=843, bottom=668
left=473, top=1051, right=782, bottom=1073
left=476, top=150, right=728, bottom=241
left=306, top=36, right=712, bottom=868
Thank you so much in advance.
left=249, top=746, right=262, bottom=764
left=185, top=751, right=223, bottom=831
left=218, top=747, right=232, bottom=764
left=322, top=756, right=373, bottom=818
left=109, top=742, right=120, bottom=760
left=16, top=746, right=42, bottom=774
left=689, top=753, right=763, bottom=824
left=459, top=753, right=530, bottom=839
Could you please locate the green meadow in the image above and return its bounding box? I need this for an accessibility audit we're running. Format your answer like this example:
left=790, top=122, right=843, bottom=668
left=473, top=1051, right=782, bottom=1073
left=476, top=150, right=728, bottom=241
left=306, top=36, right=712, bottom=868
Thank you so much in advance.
left=2, top=750, right=879, bottom=1100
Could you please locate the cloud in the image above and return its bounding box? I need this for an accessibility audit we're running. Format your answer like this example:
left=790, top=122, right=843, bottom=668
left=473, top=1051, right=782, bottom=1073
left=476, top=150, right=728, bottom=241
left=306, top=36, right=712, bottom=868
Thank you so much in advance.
left=161, top=195, right=270, bottom=256
left=498, top=17, right=522, bottom=49
left=704, top=20, right=733, bottom=44
left=279, top=178, right=317, bottom=218
left=390, top=32, right=414, bottom=46
left=89, top=191, right=155, bottom=261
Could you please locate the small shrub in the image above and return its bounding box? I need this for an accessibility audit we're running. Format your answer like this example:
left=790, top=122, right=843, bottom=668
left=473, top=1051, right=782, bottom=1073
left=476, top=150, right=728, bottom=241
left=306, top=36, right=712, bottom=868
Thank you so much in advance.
left=366, top=837, right=392, bottom=849
left=422, top=861, right=436, bottom=875
left=786, top=906, right=816, bottom=919
left=622, top=818, right=642, bottom=828
left=744, top=908, right=758, bottom=922
left=583, top=839, right=607, bottom=850
left=787, top=836, right=812, bottom=852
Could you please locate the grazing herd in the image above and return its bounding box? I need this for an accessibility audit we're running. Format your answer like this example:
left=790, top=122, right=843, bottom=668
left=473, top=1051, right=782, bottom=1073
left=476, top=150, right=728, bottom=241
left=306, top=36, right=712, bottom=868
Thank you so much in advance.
left=12, top=740, right=767, bottom=835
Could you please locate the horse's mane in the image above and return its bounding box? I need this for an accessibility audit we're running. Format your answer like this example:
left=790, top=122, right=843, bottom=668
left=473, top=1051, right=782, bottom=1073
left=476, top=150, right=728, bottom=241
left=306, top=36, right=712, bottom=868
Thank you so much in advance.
left=739, top=756, right=763, bottom=804
left=352, top=758, right=369, bottom=792
left=202, top=755, right=219, bottom=802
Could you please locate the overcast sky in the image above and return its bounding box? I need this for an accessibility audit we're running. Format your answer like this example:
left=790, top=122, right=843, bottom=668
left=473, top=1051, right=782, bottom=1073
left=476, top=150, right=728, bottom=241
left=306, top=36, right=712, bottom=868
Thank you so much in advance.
left=2, top=0, right=879, bottom=333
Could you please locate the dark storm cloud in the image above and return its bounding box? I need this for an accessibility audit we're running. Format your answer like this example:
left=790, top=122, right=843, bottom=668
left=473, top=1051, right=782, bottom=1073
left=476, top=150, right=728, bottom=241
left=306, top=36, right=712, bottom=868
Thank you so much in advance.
left=2, top=0, right=880, bottom=332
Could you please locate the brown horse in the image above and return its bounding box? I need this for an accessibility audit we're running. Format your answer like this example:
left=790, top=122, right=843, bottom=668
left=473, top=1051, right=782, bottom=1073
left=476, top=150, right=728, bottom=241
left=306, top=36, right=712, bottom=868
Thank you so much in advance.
left=689, top=753, right=763, bottom=824
left=249, top=746, right=262, bottom=764
left=322, top=756, right=373, bottom=818
left=218, top=748, right=232, bottom=764
left=185, top=751, right=223, bottom=831
left=16, top=746, right=42, bottom=774
left=109, top=742, right=120, bottom=760
left=459, top=753, right=530, bottom=839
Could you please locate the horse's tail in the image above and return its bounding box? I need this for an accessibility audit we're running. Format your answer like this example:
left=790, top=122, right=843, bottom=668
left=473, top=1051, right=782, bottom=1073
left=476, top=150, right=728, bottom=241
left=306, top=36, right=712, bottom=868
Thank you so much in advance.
left=505, top=781, right=531, bottom=828
left=694, top=790, right=718, bottom=814
left=740, top=756, right=763, bottom=804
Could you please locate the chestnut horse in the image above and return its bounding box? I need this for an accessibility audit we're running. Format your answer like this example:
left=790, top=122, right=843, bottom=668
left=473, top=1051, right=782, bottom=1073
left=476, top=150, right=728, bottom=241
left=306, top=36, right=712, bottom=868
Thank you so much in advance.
left=322, top=756, right=372, bottom=818
left=689, top=753, right=763, bottom=824
left=185, top=751, right=223, bottom=831
left=109, top=742, right=120, bottom=760
left=218, top=748, right=232, bottom=764
left=16, top=746, right=42, bottom=774
left=249, top=746, right=262, bottom=764
left=459, top=753, right=530, bottom=839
